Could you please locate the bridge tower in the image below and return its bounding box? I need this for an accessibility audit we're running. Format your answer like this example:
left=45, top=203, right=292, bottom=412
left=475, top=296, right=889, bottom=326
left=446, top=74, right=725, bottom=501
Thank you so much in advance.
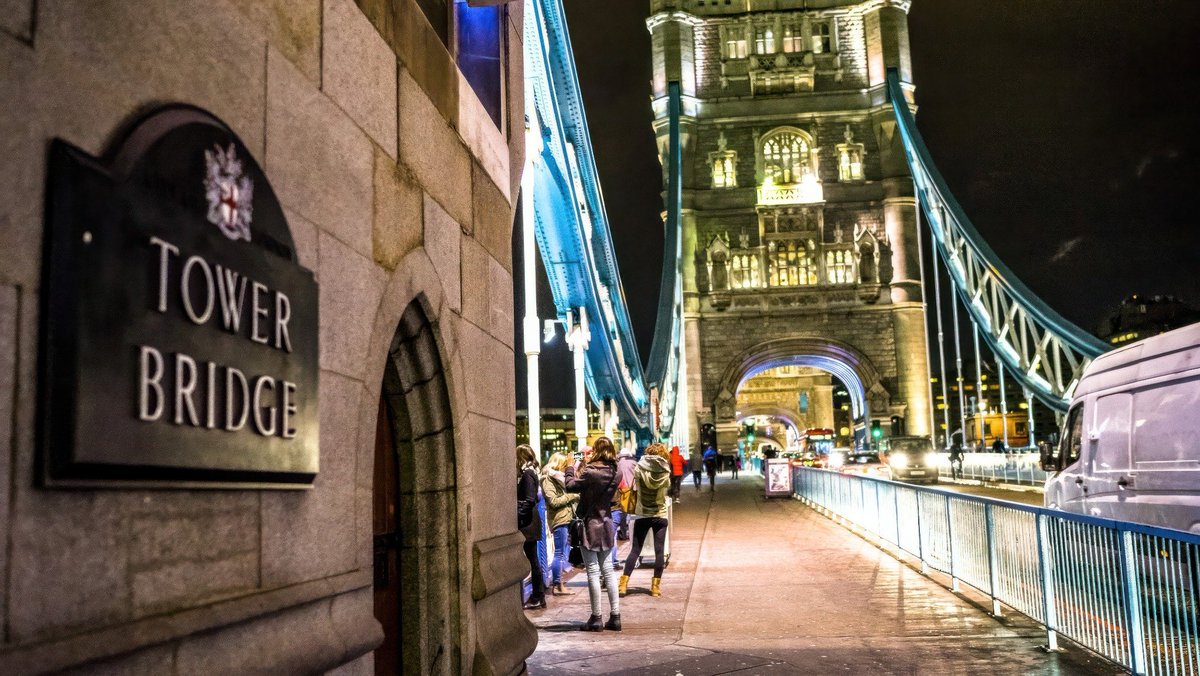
left=648, top=0, right=931, bottom=451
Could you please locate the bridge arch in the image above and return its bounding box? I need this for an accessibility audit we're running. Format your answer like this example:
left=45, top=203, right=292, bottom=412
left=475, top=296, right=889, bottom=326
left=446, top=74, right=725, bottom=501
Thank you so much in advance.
left=714, top=336, right=887, bottom=423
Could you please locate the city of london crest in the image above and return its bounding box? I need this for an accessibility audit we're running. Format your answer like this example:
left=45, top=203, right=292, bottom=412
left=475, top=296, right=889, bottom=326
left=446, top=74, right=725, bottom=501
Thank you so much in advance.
left=203, top=143, right=253, bottom=241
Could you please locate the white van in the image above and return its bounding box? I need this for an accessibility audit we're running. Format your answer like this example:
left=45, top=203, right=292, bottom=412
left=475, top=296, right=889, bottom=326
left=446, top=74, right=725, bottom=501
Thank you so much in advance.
left=1041, top=322, right=1200, bottom=534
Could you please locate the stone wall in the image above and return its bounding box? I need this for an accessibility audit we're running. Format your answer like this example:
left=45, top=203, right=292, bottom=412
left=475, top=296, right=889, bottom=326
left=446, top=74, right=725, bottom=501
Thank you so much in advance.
left=0, top=1, right=532, bottom=674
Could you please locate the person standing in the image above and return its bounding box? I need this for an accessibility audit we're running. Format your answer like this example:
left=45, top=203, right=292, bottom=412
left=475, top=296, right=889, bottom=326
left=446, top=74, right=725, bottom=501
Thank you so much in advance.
left=690, top=447, right=703, bottom=491
left=564, top=436, right=622, bottom=631
left=703, top=446, right=718, bottom=492
left=613, top=445, right=636, bottom=545
left=992, top=438, right=1006, bottom=454
left=731, top=452, right=741, bottom=480
left=949, top=441, right=964, bottom=480
left=668, top=446, right=685, bottom=501
left=542, top=452, right=579, bottom=596
left=516, top=444, right=545, bottom=610
left=619, top=443, right=671, bottom=599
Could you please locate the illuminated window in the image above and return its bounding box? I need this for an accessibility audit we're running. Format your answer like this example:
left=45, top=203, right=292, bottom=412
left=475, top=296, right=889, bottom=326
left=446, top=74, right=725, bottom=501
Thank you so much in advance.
left=724, top=27, right=748, bottom=59
left=711, top=152, right=737, bottom=188
left=838, top=146, right=864, bottom=181
left=730, top=254, right=761, bottom=289
left=825, top=249, right=854, bottom=284
left=782, top=23, right=803, bottom=53
left=769, top=241, right=816, bottom=287
left=754, top=25, right=775, bottom=55
left=456, top=1, right=504, bottom=128
left=762, top=130, right=812, bottom=185
left=812, top=21, right=833, bottom=54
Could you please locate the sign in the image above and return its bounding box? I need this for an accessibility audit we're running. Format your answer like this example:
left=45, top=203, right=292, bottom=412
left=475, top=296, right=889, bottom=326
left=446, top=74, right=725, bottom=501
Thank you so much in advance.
left=765, top=458, right=793, bottom=498
left=39, top=106, right=319, bottom=488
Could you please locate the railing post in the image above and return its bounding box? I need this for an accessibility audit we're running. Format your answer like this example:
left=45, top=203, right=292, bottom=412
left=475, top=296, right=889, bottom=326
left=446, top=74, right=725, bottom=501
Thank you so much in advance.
left=874, top=480, right=885, bottom=546
left=946, top=494, right=958, bottom=592
left=985, top=503, right=1001, bottom=616
left=892, top=481, right=904, bottom=561
left=915, top=491, right=928, bottom=574
left=1035, top=513, right=1059, bottom=651
left=1118, top=529, right=1147, bottom=674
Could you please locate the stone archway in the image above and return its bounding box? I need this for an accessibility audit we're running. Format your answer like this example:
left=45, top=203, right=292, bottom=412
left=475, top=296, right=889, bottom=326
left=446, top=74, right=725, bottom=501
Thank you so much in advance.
left=373, top=298, right=460, bottom=675
left=712, top=336, right=887, bottom=424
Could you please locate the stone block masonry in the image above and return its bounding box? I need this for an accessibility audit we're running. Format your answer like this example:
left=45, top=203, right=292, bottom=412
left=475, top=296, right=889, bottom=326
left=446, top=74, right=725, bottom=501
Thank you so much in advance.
left=0, top=1, right=532, bottom=674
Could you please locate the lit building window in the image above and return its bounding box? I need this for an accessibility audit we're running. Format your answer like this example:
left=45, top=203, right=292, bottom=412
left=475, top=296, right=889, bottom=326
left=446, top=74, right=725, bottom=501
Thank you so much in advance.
left=709, top=132, right=737, bottom=189
left=754, top=25, right=775, bottom=55
left=825, top=249, right=854, bottom=284
left=724, top=27, right=748, bottom=59
left=811, top=21, right=833, bottom=54
left=782, top=24, right=803, bottom=53
left=730, top=253, right=761, bottom=289
left=762, top=130, right=812, bottom=185
left=836, top=125, right=865, bottom=182
left=769, top=241, right=816, bottom=287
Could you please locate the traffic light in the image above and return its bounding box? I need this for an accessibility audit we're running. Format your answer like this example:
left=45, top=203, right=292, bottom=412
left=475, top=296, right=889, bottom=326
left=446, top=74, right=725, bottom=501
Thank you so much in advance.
left=870, top=419, right=883, bottom=440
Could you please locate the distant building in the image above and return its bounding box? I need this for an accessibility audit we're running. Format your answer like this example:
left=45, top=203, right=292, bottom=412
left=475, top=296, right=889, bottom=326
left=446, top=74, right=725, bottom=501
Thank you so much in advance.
left=1096, top=294, right=1200, bottom=346
left=517, top=408, right=603, bottom=459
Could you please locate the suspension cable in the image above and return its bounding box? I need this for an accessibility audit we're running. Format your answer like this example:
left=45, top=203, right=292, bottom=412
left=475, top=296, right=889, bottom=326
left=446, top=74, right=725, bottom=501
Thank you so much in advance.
left=914, top=203, right=937, bottom=444
left=998, top=358, right=1010, bottom=449
left=930, top=223, right=951, bottom=448
left=951, top=283, right=968, bottom=450
left=973, top=323, right=985, bottom=449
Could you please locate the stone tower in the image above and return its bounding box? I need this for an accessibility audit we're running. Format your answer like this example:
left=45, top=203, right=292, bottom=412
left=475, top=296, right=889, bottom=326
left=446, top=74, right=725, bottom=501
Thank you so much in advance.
left=648, top=0, right=931, bottom=451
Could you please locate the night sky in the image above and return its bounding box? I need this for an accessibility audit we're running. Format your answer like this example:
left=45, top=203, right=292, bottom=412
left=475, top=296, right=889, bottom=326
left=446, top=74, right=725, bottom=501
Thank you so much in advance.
left=517, top=0, right=1200, bottom=409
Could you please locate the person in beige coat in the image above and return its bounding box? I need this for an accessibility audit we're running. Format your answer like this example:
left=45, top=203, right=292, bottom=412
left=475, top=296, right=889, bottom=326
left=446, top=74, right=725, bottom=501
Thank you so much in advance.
left=619, top=443, right=671, bottom=598
left=542, top=453, right=580, bottom=596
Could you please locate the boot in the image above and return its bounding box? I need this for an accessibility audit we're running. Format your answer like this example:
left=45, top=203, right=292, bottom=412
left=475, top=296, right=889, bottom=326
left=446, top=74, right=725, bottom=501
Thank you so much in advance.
left=650, top=577, right=662, bottom=597
left=618, top=575, right=630, bottom=597
left=580, top=614, right=604, bottom=632
left=605, top=613, right=622, bottom=631
left=523, top=596, right=546, bottom=610
left=552, top=581, right=574, bottom=596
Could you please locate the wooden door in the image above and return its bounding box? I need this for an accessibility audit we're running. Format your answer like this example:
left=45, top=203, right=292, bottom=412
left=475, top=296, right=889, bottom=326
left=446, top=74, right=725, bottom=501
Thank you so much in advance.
left=373, top=396, right=401, bottom=674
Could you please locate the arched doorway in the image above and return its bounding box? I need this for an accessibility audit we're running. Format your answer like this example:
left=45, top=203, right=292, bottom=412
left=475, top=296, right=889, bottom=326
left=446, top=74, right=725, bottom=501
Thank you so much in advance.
left=373, top=300, right=460, bottom=675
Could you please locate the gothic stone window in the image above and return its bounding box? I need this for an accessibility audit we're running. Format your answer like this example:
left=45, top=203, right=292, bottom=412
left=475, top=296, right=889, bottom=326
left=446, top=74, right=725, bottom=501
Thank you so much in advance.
left=730, top=253, right=761, bottom=289
left=710, top=151, right=737, bottom=188
left=724, top=26, right=748, bottom=59
left=754, top=25, right=775, bottom=55
left=782, top=22, right=803, bottom=53
left=825, top=249, right=855, bottom=285
left=812, top=20, right=834, bottom=54
left=836, top=126, right=865, bottom=182
left=761, top=129, right=815, bottom=185
left=769, top=240, right=817, bottom=287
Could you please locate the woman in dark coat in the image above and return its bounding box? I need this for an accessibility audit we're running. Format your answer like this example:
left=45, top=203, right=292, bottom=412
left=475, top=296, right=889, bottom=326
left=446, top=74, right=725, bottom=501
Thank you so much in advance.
left=516, top=444, right=545, bottom=610
left=564, top=436, right=621, bottom=631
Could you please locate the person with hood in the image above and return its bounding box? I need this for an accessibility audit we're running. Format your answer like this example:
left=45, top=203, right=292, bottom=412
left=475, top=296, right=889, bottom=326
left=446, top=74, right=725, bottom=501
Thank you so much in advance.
left=669, top=446, right=685, bottom=501
left=619, top=443, right=671, bottom=598
left=613, top=444, right=637, bottom=546
left=516, top=444, right=545, bottom=610
left=542, top=452, right=580, bottom=596
left=703, top=446, right=718, bottom=492
left=564, top=436, right=622, bottom=631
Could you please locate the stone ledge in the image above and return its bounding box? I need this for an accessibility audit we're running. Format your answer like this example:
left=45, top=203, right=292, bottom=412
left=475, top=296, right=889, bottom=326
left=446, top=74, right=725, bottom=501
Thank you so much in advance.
left=471, top=531, right=527, bottom=602
left=0, top=569, right=374, bottom=674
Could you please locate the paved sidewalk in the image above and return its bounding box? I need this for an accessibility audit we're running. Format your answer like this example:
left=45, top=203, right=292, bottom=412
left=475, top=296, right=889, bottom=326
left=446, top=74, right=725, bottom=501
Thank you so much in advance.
left=525, top=474, right=1121, bottom=675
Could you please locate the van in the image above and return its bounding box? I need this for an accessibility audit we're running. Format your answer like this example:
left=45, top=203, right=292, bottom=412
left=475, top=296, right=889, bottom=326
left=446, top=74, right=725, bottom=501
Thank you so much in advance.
left=1040, top=322, right=1200, bottom=534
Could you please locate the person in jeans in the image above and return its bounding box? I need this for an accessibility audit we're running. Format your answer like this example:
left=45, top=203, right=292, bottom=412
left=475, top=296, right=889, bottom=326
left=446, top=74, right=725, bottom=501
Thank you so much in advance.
left=541, top=452, right=579, bottom=596
left=619, top=443, right=671, bottom=598
left=613, top=445, right=637, bottom=547
left=668, top=446, right=685, bottom=501
left=564, top=436, right=622, bottom=631
left=516, top=444, right=545, bottom=610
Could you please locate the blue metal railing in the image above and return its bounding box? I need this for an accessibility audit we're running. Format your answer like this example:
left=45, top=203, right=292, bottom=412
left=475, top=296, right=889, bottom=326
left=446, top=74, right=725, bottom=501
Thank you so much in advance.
left=795, top=467, right=1200, bottom=675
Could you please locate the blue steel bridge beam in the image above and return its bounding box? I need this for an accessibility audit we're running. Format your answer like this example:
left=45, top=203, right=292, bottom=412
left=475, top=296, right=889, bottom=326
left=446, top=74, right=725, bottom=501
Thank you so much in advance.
left=885, top=69, right=1108, bottom=412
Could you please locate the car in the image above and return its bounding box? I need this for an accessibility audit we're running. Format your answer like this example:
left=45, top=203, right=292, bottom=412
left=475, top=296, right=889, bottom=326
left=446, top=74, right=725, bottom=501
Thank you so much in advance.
left=836, top=452, right=891, bottom=479
left=885, top=436, right=940, bottom=484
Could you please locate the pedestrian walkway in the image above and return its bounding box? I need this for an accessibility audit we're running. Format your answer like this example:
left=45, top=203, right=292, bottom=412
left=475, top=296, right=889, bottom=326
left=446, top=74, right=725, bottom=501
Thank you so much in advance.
left=527, top=473, right=1121, bottom=675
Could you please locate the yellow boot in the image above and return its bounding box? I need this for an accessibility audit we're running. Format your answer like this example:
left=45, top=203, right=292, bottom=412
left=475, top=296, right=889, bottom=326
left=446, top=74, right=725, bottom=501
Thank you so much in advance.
left=618, top=575, right=630, bottom=597
left=650, top=577, right=662, bottom=597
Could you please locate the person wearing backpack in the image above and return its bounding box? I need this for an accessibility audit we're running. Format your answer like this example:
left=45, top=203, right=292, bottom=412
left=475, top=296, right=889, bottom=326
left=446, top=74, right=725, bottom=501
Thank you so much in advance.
left=613, top=445, right=637, bottom=547
left=619, top=443, right=672, bottom=599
